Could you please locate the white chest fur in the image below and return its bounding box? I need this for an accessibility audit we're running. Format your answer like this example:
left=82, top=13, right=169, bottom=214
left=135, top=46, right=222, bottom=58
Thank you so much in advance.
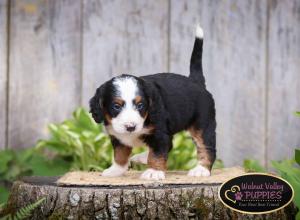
left=105, top=125, right=147, bottom=147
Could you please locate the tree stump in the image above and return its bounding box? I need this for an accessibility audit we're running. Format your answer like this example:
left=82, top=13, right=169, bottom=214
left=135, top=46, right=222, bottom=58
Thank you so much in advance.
left=3, top=168, right=297, bottom=219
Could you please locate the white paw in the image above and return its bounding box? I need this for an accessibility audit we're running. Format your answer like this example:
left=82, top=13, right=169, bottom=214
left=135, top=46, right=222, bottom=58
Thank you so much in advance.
left=188, top=164, right=211, bottom=177
left=130, top=151, right=148, bottom=164
left=140, top=168, right=165, bottom=180
left=102, top=163, right=127, bottom=177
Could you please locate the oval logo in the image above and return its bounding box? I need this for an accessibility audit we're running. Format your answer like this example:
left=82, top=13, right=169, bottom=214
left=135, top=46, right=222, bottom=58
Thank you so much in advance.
left=218, top=173, right=294, bottom=214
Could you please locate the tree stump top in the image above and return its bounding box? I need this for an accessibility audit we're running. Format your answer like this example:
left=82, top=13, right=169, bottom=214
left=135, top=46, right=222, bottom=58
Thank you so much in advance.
left=56, top=167, right=245, bottom=187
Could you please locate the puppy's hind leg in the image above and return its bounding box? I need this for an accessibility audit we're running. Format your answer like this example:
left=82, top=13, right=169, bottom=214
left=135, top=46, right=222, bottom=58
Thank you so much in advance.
left=140, top=133, right=171, bottom=180
left=140, top=148, right=167, bottom=180
left=187, top=121, right=216, bottom=177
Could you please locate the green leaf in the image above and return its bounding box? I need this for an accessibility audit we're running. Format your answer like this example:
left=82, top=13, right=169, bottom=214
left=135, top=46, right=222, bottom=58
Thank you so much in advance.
left=74, top=108, right=99, bottom=130
left=47, top=123, right=60, bottom=140
left=0, top=150, right=14, bottom=173
left=28, top=155, right=70, bottom=176
left=15, top=148, right=34, bottom=164
left=0, top=185, right=9, bottom=204
left=295, top=111, right=300, bottom=117
left=87, top=164, right=103, bottom=171
left=1, top=152, right=32, bottom=182
left=184, top=159, right=198, bottom=170
left=94, top=133, right=107, bottom=142
left=173, top=134, right=184, bottom=148
left=295, top=149, right=300, bottom=166
left=243, top=159, right=266, bottom=172
left=271, top=159, right=300, bottom=218
left=14, top=197, right=45, bottom=220
left=272, top=160, right=300, bottom=178
left=36, top=140, right=69, bottom=155
left=212, top=159, right=225, bottom=169
left=32, top=108, right=114, bottom=171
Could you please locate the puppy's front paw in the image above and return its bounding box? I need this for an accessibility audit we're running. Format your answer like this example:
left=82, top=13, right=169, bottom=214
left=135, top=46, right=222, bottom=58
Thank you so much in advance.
left=188, top=164, right=211, bottom=177
left=140, top=168, right=165, bottom=180
left=102, top=163, right=127, bottom=177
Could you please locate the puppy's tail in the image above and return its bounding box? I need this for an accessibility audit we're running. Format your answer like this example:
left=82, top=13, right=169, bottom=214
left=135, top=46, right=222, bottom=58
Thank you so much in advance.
left=189, top=24, right=206, bottom=88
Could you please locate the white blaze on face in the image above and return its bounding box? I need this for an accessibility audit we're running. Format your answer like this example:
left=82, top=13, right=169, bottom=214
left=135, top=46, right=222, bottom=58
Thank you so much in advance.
left=111, top=76, right=145, bottom=134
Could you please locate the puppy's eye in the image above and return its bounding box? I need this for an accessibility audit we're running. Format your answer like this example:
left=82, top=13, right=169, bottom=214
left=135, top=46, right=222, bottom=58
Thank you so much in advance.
left=136, top=102, right=144, bottom=110
left=112, top=103, right=122, bottom=111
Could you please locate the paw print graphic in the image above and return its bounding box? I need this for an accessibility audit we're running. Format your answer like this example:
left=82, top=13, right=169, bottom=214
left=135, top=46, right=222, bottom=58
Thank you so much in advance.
left=235, top=192, right=243, bottom=201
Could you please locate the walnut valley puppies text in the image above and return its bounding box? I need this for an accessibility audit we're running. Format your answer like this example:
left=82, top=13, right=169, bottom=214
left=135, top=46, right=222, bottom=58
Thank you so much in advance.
left=240, top=181, right=283, bottom=200
left=219, top=173, right=294, bottom=214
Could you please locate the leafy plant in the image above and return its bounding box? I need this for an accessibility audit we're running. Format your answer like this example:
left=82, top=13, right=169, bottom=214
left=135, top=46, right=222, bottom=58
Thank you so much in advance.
left=243, top=159, right=266, bottom=172
left=241, top=112, right=300, bottom=219
left=296, top=148, right=300, bottom=165
left=0, top=149, right=32, bottom=183
left=168, top=131, right=197, bottom=170
left=0, top=203, right=4, bottom=215
left=0, top=147, right=70, bottom=204
left=242, top=156, right=299, bottom=219
left=0, top=187, right=9, bottom=206
left=0, top=148, right=69, bottom=182
left=0, top=198, right=45, bottom=220
left=36, top=108, right=113, bottom=171
left=212, top=159, right=225, bottom=169
left=272, top=149, right=300, bottom=220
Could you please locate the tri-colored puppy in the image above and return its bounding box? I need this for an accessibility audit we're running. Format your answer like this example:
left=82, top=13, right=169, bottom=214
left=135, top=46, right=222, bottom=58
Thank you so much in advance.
left=90, top=25, right=216, bottom=180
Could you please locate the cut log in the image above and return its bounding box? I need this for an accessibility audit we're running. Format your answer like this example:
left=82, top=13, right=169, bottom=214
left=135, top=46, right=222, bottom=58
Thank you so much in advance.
left=3, top=168, right=297, bottom=219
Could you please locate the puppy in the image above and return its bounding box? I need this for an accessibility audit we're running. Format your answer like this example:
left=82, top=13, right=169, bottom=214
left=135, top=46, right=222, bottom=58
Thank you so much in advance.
left=90, top=25, right=216, bottom=180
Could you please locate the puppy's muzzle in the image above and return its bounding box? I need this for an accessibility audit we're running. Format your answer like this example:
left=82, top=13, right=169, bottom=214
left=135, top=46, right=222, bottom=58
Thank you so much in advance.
left=124, top=123, right=136, bottom=132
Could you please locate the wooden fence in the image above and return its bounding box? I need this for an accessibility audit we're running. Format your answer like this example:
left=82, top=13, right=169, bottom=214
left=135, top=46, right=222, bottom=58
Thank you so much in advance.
left=0, top=0, right=299, bottom=167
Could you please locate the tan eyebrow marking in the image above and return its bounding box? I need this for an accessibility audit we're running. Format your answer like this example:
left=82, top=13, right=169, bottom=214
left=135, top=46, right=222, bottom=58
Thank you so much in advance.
left=134, top=96, right=142, bottom=104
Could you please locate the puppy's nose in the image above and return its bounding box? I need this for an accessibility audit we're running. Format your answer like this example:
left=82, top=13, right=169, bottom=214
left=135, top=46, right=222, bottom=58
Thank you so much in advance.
left=125, top=124, right=136, bottom=132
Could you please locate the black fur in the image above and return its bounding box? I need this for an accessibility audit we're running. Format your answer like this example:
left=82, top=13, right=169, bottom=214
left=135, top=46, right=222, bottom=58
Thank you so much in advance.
left=140, top=73, right=216, bottom=161
left=90, top=33, right=216, bottom=168
left=190, top=37, right=206, bottom=88
left=89, top=85, right=105, bottom=123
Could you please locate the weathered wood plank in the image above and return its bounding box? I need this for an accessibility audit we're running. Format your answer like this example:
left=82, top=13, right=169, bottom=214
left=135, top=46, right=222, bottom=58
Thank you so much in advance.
left=81, top=0, right=169, bottom=106
left=169, top=0, right=268, bottom=166
left=267, top=0, right=300, bottom=161
left=0, top=0, right=7, bottom=149
left=8, top=0, right=81, bottom=149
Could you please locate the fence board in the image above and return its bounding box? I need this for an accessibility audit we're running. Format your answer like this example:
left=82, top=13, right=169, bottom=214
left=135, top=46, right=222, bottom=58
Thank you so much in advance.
left=267, top=0, right=300, bottom=161
left=8, top=0, right=81, bottom=149
left=0, top=0, right=7, bottom=149
left=169, top=0, right=268, bottom=166
left=1, top=0, right=299, bottom=165
left=81, top=0, right=169, bottom=106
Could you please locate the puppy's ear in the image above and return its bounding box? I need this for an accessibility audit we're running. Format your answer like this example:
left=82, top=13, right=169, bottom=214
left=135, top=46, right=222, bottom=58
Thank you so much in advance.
left=89, top=84, right=106, bottom=123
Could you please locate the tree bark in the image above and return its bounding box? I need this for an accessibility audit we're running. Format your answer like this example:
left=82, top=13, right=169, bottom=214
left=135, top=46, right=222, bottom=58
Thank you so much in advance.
left=2, top=176, right=297, bottom=220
